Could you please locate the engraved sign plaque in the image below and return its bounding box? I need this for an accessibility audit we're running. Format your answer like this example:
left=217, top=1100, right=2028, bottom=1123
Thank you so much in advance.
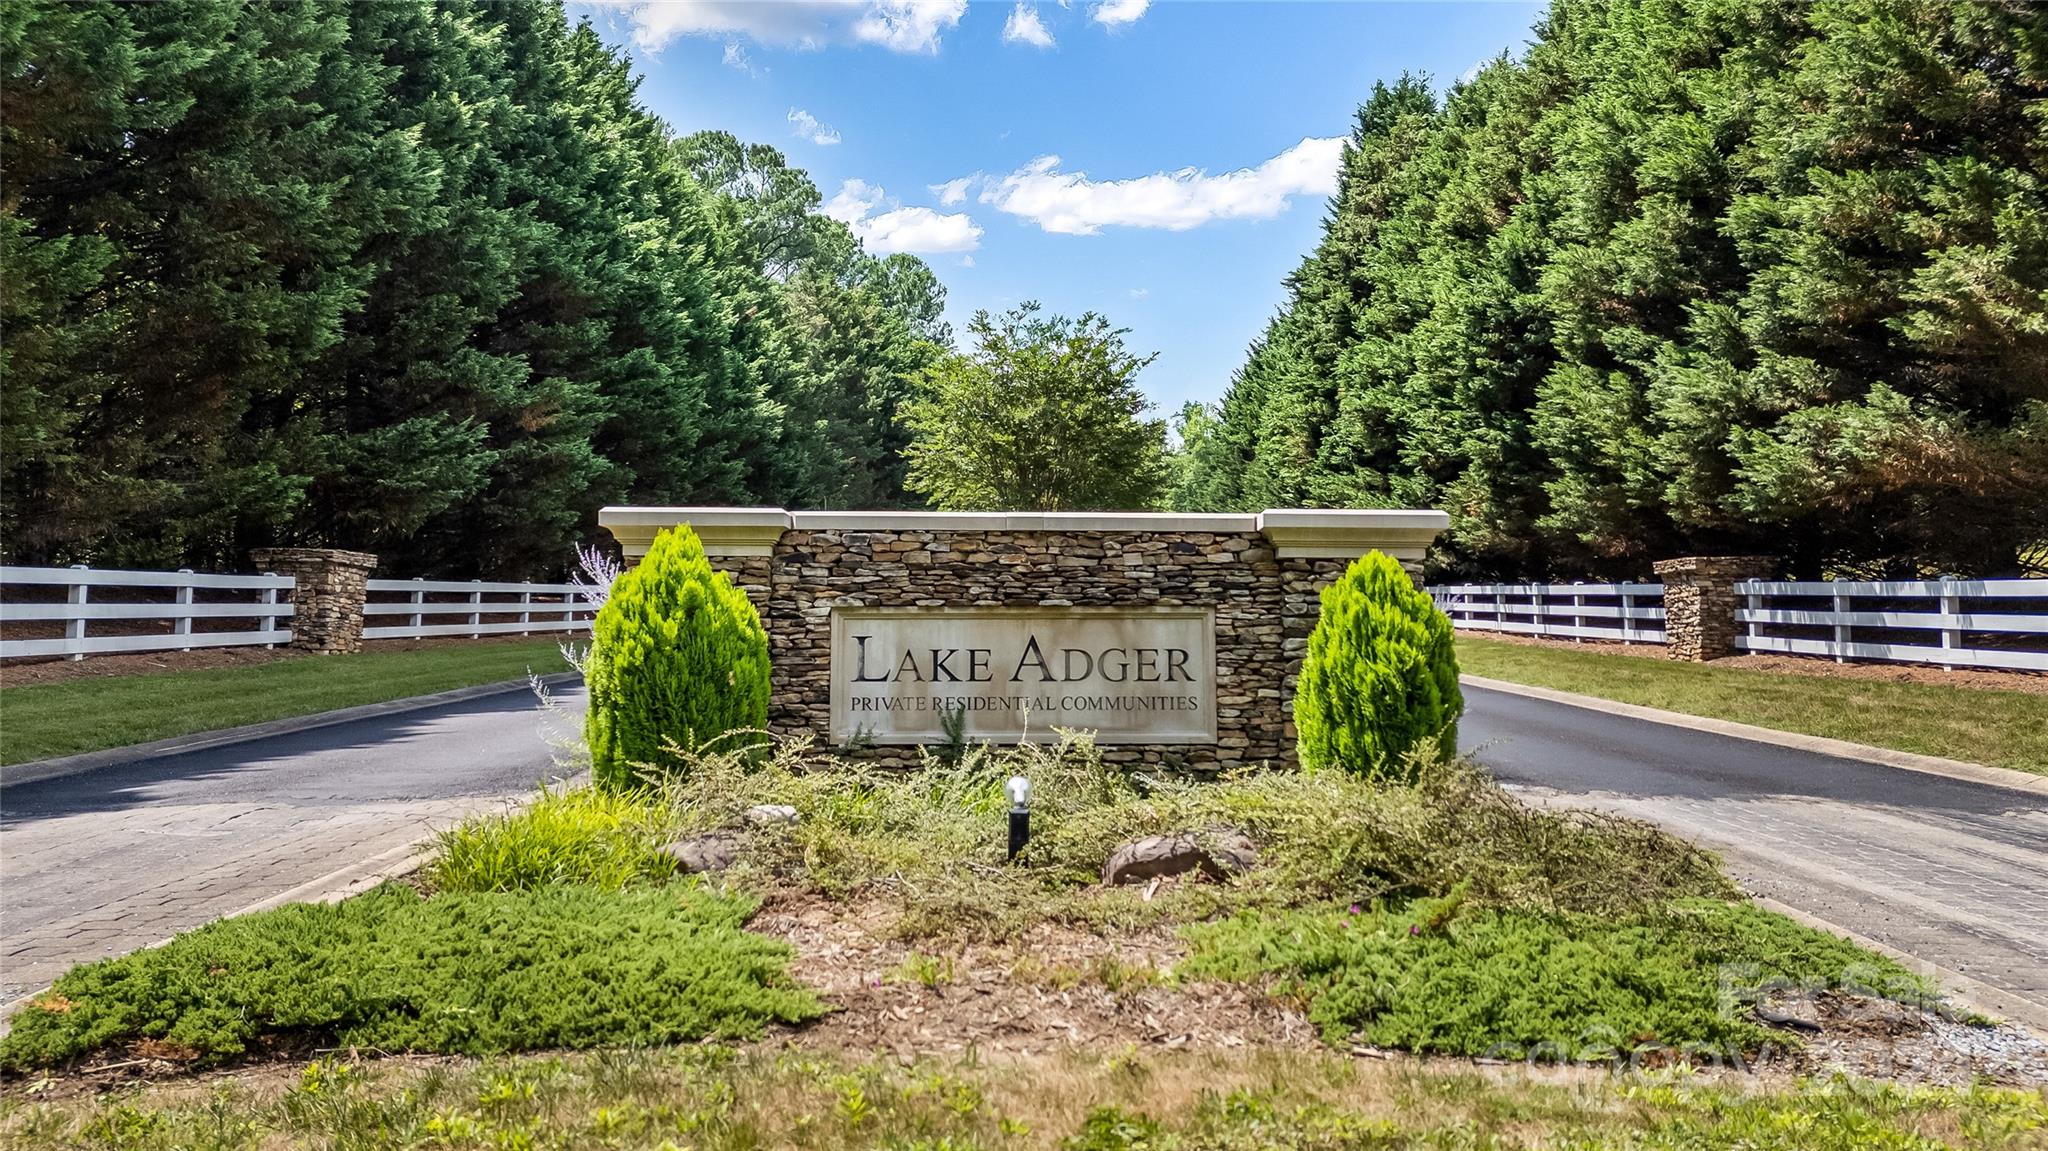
left=829, top=607, right=1216, bottom=744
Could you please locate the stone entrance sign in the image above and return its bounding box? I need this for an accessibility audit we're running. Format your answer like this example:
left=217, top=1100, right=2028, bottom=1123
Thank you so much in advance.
left=830, top=607, right=1215, bottom=744
left=597, top=508, right=1449, bottom=770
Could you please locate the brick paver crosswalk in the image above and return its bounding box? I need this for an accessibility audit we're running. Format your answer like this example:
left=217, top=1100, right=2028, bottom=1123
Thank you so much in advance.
left=1, top=686, right=577, bottom=1004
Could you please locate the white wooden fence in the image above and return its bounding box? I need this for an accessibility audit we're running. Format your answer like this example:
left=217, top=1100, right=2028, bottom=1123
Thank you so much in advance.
left=1735, top=578, right=2048, bottom=672
left=1430, top=576, right=2048, bottom=672
left=1429, top=582, right=1667, bottom=644
left=1, top=567, right=595, bottom=660
left=361, top=578, right=593, bottom=640
left=0, top=566, right=293, bottom=660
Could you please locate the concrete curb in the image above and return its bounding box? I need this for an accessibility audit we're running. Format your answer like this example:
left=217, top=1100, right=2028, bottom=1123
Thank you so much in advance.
left=1, top=672, right=581, bottom=788
left=1750, top=895, right=2048, bottom=1040
left=1462, top=674, right=2048, bottom=797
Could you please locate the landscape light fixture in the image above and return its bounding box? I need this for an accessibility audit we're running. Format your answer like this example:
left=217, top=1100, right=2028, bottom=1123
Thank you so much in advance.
left=1005, top=775, right=1031, bottom=861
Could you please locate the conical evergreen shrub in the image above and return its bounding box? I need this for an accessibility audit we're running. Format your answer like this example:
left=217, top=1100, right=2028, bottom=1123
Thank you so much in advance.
left=586, top=526, right=770, bottom=790
left=1294, top=550, right=1462, bottom=781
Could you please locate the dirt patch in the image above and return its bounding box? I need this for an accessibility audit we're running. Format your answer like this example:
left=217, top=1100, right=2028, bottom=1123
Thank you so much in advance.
left=1463, top=631, right=1676, bottom=662
left=0, top=634, right=568, bottom=690
left=1462, top=630, right=2048, bottom=696
left=0, top=644, right=306, bottom=687
left=1713, top=652, right=2048, bottom=696
left=752, top=889, right=1320, bottom=1061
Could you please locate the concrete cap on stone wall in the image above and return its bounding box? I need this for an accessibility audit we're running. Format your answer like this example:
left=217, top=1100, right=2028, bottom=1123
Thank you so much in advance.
left=599, top=507, right=791, bottom=559
left=602, top=506, right=1451, bottom=564
left=1254, top=509, right=1450, bottom=561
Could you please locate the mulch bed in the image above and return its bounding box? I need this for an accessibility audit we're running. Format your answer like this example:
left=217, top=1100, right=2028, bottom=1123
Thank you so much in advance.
left=1462, top=630, right=2048, bottom=696
left=0, top=634, right=566, bottom=690
left=752, top=888, right=1318, bottom=1061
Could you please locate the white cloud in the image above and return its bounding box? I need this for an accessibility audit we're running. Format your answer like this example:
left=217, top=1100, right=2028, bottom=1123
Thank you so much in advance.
left=1128, top=287, right=1149, bottom=299
left=607, top=0, right=964, bottom=55
left=1092, top=0, right=1149, bottom=27
left=722, top=41, right=759, bottom=75
left=787, top=107, right=841, bottom=146
left=855, top=0, right=968, bottom=53
left=929, top=176, right=974, bottom=206
left=973, top=136, right=1347, bottom=235
left=1003, top=4, right=1055, bottom=47
left=824, top=178, right=983, bottom=255
left=823, top=179, right=882, bottom=223
left=857, top=208, right=984, bottom=255
left=959, top=254, right=976, bottom=267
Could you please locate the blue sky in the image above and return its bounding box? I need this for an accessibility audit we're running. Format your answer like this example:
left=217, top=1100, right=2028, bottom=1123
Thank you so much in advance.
left=576, top=1, right=1544, bottom=414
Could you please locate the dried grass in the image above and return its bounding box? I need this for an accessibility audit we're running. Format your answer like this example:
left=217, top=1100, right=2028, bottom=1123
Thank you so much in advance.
left=641, top=732, right=1733, bottom=939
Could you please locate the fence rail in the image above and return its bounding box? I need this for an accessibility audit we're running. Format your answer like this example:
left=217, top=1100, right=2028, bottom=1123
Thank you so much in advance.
left=0, top=566, right=293, bottom=660
left=1, top=567, right=597, bottom=660
left=1429, top=582, right=1667, bottom=644
left=361, top=578, right=593, bottom=641
left=1735, top=578, right=2048, bottom=672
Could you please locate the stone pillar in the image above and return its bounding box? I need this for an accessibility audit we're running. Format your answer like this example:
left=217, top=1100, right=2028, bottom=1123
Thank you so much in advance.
left=1652, top=555, right=1774, bottom=662
left=250, top=548, right=379, bottom=654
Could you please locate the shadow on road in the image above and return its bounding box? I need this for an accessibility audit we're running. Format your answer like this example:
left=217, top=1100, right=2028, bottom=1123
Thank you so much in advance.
left=1, top=686, right=583, bottom=826
left=1459, top=685, right=2047, bottom=847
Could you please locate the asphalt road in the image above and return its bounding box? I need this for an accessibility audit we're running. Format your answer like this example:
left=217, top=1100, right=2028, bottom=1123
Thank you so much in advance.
left=1460, top=683, right=2048, bottom=1027
left=0, top=684, right=583, bottom=1003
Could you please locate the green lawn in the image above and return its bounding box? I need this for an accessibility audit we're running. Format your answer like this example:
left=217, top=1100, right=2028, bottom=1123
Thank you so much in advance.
left=0, top=640, right=573, bottom=766
left=1455, top=635, right=2048, bottom=775
left=5, top=1044, right=2044, bottom=1151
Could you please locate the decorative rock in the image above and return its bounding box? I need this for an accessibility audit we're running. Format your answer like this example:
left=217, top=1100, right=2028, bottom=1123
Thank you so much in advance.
left=660, top=832, right=743, bottom=874
left=745, top=803, right=800, bottom=826
left=1103, top=835, right=1207, bottom=885
left=1204, top=827, right=1259, bottom=874
left=1102, top=828, right=1259, bottom=885
left=1755, top=999, right=1824, bottom=1034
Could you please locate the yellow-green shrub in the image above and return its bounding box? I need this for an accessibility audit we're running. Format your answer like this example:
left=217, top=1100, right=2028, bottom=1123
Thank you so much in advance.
left=428, top=786, right=679, bottom=893
left=1293, top=550, right=1462, bottom=780
left=585, top=525, right=769, bottom=790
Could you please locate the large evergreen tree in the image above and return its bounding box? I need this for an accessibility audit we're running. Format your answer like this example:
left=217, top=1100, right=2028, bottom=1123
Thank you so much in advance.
left=1, top=0, right=950, bottom=574
left=1189, top=0, right=2048, bottom=579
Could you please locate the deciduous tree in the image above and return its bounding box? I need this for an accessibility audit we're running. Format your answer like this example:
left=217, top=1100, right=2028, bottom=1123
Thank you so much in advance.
left=900, top=304, right=1169, bottom=511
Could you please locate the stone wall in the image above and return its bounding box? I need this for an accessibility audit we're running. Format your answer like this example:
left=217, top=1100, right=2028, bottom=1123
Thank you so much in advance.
left=603, top=506, right=1453, bottom=770
left=723, top=529, right=1349, bottom=771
